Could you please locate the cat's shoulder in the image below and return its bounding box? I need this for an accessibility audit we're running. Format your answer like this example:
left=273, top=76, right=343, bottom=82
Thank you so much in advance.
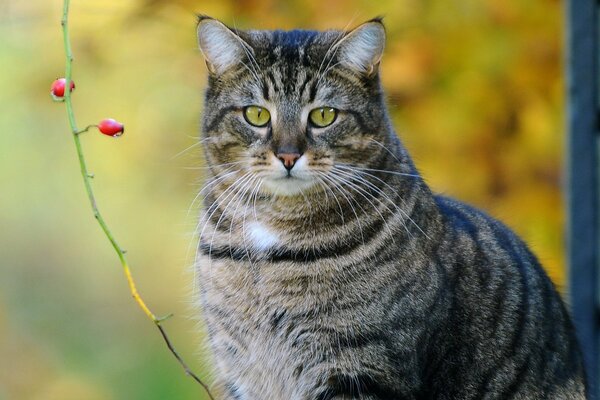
left=433, top=194, right=528, bottom=251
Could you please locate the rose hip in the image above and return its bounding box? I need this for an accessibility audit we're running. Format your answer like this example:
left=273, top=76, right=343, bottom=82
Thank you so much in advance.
left=97, top=119, right=125, bottom=137
left=51, top=78, right=75, bottom=98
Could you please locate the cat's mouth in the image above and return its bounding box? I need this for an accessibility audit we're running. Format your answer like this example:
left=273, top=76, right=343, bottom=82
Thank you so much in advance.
left=262, top=175, right=317, bottom=196
left=271, top=168, right=309, bottom=181
left=271, top=175, right=306, bottom=183
left=278, top=172, right=299, bottom=180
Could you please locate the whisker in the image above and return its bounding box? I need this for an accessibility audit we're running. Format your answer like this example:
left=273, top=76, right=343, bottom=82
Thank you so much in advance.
left=315, top=171, right=366, bottom=246
left=170, top=137, right=211, bottom=160
left=227, top=174, right=260, bottom=259
left=334, top=168, right=416, bottom=239
left=333, top=166, right=431, bottom=240
left=192, top=171, right=251, bottom=295
left=196, top=171, right=253, bottom=245
left=327, top=170, right=397, bottom=241
left=366, top=138, right=405, bottom=168
left=204, top=173, right=256, bottom=271
left=315, top=14, right=359, bottom=87
left=241, top=179, right=264, bottom=263
left=187, top=169, right=239, bottom=220
left=231, top=17, right=261, bottom=80
left=313, top=172, right=346, bottom=223
left=335, top=163, right=421, bottom=179
left=184, top=161, right=246, bottom=171
left=185, top=167, right=240, bottom=282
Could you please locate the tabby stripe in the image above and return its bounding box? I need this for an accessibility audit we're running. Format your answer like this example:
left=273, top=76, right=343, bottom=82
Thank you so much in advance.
left=345, top=110, right=372, bottom=135
left=308, top=80, right=318, bottom=103
left=316, top=374, right=399, bottom=400
left=204, top=304, right=250, bottom=350
left=261, top=80, right=270, bottom=100
left=498, top=353, right=532, bottom=398
left=266, top=71, right=280, bottom=93
left=199, top=211, right=392, bottom=262
left=298, top=74, right=312, bottom=98
left=224, top=383, right=243, bottom=400
left=466, top=213, right=532, bottom=393
left=205, top=105, right=238, bottom=133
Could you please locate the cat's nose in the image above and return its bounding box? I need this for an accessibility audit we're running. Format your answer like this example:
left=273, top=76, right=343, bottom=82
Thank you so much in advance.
left=277, top=152, right=302, bottom=170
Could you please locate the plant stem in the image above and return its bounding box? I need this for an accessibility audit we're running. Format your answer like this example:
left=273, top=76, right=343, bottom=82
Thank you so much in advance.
left=60, top=1, right=213, bottom=398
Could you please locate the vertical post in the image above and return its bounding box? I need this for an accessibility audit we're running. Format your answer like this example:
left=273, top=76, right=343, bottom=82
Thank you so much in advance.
left=566, top=0, right=599, bottom=398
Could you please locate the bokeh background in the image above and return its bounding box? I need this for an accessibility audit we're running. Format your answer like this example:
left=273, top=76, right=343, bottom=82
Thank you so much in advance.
left=0, top=0, right=564, bottom=399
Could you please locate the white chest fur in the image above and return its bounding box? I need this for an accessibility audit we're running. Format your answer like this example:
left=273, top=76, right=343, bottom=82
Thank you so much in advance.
left=245, top=221, right=279, bottom=251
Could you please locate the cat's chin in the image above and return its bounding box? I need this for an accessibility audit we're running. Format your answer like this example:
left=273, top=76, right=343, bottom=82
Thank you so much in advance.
left=261, top=177, right=318, bottom=197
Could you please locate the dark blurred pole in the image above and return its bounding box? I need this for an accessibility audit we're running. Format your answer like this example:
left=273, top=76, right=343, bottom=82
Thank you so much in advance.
left=566, top=0, right=599, bottom=398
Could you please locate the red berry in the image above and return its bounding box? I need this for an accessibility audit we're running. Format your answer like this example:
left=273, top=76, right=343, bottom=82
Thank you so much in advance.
left=97, top=119, right=125, bottom=137
left=51, top=78, right=75, bottom=98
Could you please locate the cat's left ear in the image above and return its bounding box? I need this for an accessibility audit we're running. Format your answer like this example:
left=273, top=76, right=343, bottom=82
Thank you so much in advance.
left=196, top=15, right=250, bottom=75
left=335, top=18, right=386, bottom=77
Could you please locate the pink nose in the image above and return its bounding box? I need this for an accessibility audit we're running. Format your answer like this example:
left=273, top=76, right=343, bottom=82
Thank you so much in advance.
left=277, top=153, right=301, bottom=170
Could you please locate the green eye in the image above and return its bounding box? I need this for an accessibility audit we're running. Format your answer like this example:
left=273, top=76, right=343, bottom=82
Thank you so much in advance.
left=309, top=107, right=337, bottom=128
left=244, top=106, right=271, bottom=127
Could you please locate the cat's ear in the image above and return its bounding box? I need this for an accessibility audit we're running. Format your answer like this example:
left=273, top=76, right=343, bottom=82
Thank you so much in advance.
left=196, top=15, right=250, bottom=75
left=335, top=18, right=386, bottom=77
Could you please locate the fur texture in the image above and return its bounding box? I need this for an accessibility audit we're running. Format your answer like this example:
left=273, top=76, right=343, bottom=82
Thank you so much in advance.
left=194, top=16, right=586, bottom=399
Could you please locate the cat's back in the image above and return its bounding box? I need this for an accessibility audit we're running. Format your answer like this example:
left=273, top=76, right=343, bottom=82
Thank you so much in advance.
left=429, top=195, right=586, bottom=399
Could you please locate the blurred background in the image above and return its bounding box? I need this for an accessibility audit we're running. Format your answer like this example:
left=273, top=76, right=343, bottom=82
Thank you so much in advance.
left=0, top=0, right=565, bottom=399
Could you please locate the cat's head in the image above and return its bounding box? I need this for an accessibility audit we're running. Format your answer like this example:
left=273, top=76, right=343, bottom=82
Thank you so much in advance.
left=197, top=16, right=390, bottom=197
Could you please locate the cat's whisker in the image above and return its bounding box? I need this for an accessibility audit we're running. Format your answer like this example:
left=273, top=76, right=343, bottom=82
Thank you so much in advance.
left=193, top=171, right=252, bottom=296
left=187, top=169, right=239, bottom=221
left=242, top=187, right=262, bottom=264
left=313, top=173, right=346, bottom=222
left=334, top=165, right=431, bottom=239
left=205, top=172, right=256, bottom=242
left=231, top=17, right=262, bottom=81
left=240, top=60, right=262, bottom=85
left=315, top=32, right=345, bottom=85
left=251, top=180, right=263, bottom=223
left=334, top=166, right=417, bottom=225
left=184, top=161, right=246, bottom=171
left=227, top=174, right=260, bottom=261
left=199, top=166, right=247, bottom=192
left=327, top=170, right=398, bottom=241
left=310, top=174, right=333, bottom=216
left=205, top=173, right=257, bottom=272
left=315, top=171, right=366, bottom=246
left=333, top=167, right=404, bottom=214
left=333, top=168, right=417, bottom=240
left=197, top=171, right=253, bottom=245
left=331, top=169, right=401, bottom=222
left=366, top=138, right=405, bottom=168
left=315, top=15, right=359, bottom=87
left=185, top=168, right=240, bottom=289
left=186, top=168, right=242, bottom=271
left=242, top=178, right=264, bottom=263
left=318, top=61, right=344, bottom=86
left=170, top=137, right=211, bottom=160
left=335, top=163, right=421, bottom=179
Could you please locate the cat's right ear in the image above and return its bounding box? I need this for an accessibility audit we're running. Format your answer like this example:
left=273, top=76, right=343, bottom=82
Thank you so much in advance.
left=334, top=18, right=386, bottom=77
left=196, top=16, right=249, bottom=75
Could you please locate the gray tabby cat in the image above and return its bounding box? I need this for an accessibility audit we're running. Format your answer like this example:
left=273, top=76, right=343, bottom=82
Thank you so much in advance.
left=195, top=15, right=586, bottom=400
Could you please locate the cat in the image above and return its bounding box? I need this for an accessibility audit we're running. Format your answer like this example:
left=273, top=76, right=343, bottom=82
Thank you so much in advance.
left=194, top=15, right=587, bottom=400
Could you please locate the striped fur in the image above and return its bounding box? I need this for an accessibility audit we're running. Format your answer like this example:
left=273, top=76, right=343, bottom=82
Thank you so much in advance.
left=195, top=16, right=586, bottom=399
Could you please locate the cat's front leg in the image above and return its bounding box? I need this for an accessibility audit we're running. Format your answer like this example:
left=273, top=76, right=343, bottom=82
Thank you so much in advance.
left=329, top=396, right=387, bottom=400
left=213, top=380, right=260, bottom=400
left=312, top=373, right=411, bottom=400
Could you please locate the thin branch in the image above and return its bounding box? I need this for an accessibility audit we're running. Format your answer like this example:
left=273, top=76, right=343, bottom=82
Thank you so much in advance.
left=59, top=1, right=213, bottom=398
